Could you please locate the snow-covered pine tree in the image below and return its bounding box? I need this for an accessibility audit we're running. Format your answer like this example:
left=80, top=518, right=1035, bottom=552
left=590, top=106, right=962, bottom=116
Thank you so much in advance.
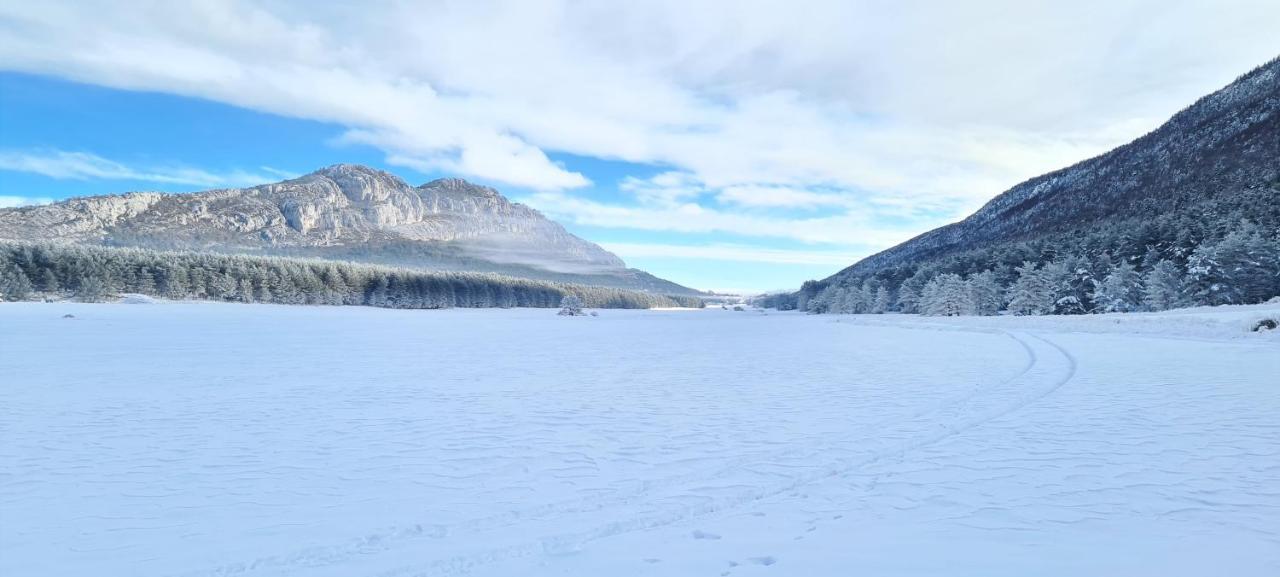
left=1006, top=261, right=1054, bottom=315
left=859, top=280, right=876, bottom=312
left=76, top=276, right=107, bottom=303
left=873, top=286, right=891, bottom=314
left=836, top=285, right=859, bottom=313
left=895, top=268, right=931, bottom=313
left=967, top=270, right=1002, bottom=316
left=1052, top=256, right=1094, bottom=315
left=37, top=268, right=59, bottom=293
left=1142, top=259, right=1181, bottom=311
left=1211, top=222, right=1279, bottom=304
left=1096, top=261, right=1143, bottom=313
left=806, top=284, right=838, bottom=313
left=920, top=273, right=973, bottom=316
left=0, top=265, right=32, bottom=301
left=237, top=278, right=255, bottom=303
left=558, top=294, right=585, bottom=316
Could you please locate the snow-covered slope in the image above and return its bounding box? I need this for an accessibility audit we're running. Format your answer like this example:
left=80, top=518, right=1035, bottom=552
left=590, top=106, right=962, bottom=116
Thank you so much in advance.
left=1, top=303, right=1277, bottom=576
left=833, top=57, right=1280, bottom=280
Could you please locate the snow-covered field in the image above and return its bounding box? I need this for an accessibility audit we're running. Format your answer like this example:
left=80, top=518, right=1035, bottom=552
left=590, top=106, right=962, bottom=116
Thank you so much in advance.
left=2, top=302, right=1278, bottom=577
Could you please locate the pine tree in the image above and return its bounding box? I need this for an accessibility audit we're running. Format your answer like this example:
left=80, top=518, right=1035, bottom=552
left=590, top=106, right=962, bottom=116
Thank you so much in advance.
left=1142, top=259, right=1181, bottom=311
left=967, top=270, right=1002, bottom=316
left=1, top=266, right=32, bottom=301
left=896, top=269, right=930, bottom=313
left=238, top=278, right=255, bottom=303
left=805, top=284, right=837, bottom=313
left=1052, top=256, right=1094, bottom=315
left=841, top=284, right=867, bottom=313
left=920, top=273, right=973, bottom=316
left=1096, top=261, right=1143, bottom=313
left=558, top=294, right=585, bottom=316
left=367, top=275, right=390, bottom=307
left=76, top=276, right=108, bottom=303
left=873, top=286, right=891, bottom=314
left=1211, top=223, right=1278, bottom=304
left=1007, top=261, right=1054, bottom=315
left=134, top=267, right=157, bottom=294
left=38, top=269, right=59, bottom=293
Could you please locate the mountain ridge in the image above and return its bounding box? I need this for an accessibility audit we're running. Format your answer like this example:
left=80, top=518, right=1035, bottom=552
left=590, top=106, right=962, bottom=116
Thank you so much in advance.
left=0, top=164, right=701, bottom=295
left=762, top=56, right=1280, bottom=313
left=833, top=56, right=1279, bottom=280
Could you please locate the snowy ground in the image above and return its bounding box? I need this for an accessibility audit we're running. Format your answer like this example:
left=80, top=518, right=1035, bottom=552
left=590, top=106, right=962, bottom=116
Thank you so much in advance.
left=1, top=301, right=1277, bottom=577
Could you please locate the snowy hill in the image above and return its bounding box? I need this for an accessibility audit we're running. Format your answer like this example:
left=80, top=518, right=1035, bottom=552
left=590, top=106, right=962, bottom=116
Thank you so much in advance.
left=774, top=57, right=1280, bottom=313
left=840, top=57, right=1279, bottom=278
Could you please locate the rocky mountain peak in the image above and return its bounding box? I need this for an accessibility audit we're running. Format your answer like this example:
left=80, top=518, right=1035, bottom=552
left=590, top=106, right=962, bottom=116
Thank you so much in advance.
left=298, top=164, right=412, bottom=204
left=420, top=177, right=503, bottom=199
left=0, top=163, right=685, bottom=291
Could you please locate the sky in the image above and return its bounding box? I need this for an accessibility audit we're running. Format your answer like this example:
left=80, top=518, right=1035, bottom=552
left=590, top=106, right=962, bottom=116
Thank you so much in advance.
left=1, top=2, right=1278, bottom=292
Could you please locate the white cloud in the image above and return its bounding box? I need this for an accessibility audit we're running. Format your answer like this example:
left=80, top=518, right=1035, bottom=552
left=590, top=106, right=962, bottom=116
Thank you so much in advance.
left=602, top=242, right=862, bottom=266
left=521, top=190, right=916, bottom=248
left=618, top=172, right=705, bottom=206
left=0, top=195, right=54, bottom=208
left=717, top=185, right=851, bottom=209
left=0, top=150, right=291, bottom=188
left=0, top=0, right=1277, bottom=247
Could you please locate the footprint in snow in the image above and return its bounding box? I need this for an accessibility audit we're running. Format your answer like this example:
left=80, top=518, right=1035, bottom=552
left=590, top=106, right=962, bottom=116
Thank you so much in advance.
left=748, top=556, right=777, bottom=566
left=692, top=529, right=722, bottom=540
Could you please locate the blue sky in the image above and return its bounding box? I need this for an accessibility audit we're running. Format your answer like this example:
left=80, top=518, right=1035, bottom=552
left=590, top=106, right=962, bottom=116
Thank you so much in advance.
left=1, top=2, right=1278, bottom=292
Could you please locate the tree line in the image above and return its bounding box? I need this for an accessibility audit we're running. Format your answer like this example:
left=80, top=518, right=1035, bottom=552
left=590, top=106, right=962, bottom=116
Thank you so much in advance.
left=761, top=214, right=1280, bottom=316
left=0, top=241, right=704, bottom=310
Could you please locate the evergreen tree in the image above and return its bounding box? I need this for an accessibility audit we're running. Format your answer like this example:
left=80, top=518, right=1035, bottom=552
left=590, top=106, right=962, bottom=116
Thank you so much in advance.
left=1, top=266, right=32, bottom=301
left=558, top=294, right=585, bottom=316
left=38, top=269, right=59, bottom=293
left=1007, top=262, right=1054, bottom=315
left=1052, top=256, right=1094, bottom=315
left=76, top=276, right=108, bottom=303
left=896, top=269, right=930, bottom=313
left=1142, top=259, right=1182, bottom=311
left=1096, top=261, right=1143, bottom=312
left=920, top=273, right=973, bottom=316
left=841, top=284, right=867, bottom=313
left=873, top=286, right=891, bottom=314
left=967, top=270, right=1003, bottom=316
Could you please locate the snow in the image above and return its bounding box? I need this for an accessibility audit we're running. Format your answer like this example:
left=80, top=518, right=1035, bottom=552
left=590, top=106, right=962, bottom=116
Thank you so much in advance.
left=1, top=302, right=1278, bottom=576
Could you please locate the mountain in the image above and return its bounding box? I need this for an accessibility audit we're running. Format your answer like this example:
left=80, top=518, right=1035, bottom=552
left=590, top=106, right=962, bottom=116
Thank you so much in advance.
left=0, top=164, right=701, bottom=295
left=776, top=56, right=1280, bottom=312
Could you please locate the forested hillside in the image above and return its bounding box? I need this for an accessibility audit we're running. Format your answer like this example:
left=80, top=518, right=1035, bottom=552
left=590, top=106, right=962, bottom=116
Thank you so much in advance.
left=764, top=57, right=1280, bottom=315
left=0, top=241, right=703, bottom=310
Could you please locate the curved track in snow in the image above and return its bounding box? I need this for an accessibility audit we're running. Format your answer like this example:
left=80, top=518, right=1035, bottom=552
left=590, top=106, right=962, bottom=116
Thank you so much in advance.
left=191, top=329, right=1076, bottom=577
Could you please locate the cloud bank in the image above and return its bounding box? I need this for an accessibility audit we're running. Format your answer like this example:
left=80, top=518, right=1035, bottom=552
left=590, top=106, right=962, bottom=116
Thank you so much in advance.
left=1, top=0, right=1277, bottom=281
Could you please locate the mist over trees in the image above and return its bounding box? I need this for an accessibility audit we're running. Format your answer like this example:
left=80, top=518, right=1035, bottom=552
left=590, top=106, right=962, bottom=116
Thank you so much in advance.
left=0, top=241, right=704, bottom=310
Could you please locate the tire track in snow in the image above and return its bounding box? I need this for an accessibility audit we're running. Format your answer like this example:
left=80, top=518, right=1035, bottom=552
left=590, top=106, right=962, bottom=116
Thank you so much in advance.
left=375, top=331, right=1078, bottom=577
left=187, top=330, right=1074, bottom=577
